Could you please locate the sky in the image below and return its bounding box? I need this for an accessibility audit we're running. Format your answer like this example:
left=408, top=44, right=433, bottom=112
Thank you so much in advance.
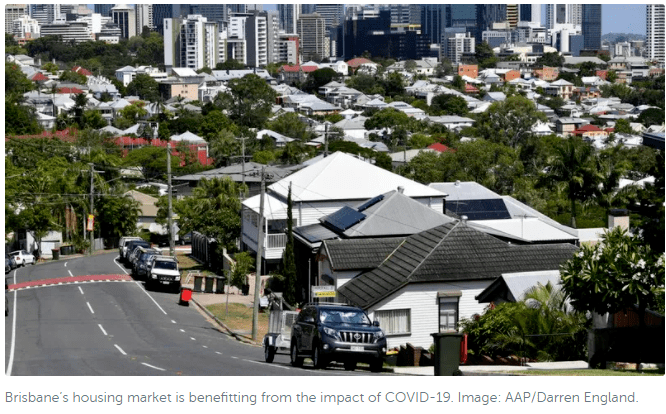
left=88, top=4, right=648, bottom=35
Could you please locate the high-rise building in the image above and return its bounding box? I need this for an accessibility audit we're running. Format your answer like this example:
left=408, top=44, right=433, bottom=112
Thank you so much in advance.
left=298, top=13, right=326, bottom=62
left=245, top=11, right=268, bottom=67
left=164, top=15, right=219, bottom=71
left=420, top=4, right=445, bottom=45
left=278, top=32, right=299, bottom=65
left=12, top=14, right=40, bottom=41
left=476, top=4, right=506, bottom=43
left=443, top=31, right=475, bottom=63
left=136, top=4, right=154, bottom=33
left=390, top=4, right=421, bottom=25
left=5, top=4, right=27, bottom=34
left=519, top=4, right=541, bottom=24
left=112, top=4, right=136, bottom=39
left=278, top=4, right=299, bottom=33
left=314, top=4, right=344, bottom=34
left=507, top=5, right=519, bottom=28
left=29, top=4, right=60, bottom=26
left=301, top=5, right=316, bottom=15
left=266, top=11, right=280, bottom=63
left=153, top=5, right=174, bottom=34
left=546, top=4, right=582, bottom=29
left=40, top=20, right=93, bottom=43
left=647, top=4, right=665, bottom=66
left=94, top=4, right=113, bottom=17
left=581, top=4, right=602, bottom=51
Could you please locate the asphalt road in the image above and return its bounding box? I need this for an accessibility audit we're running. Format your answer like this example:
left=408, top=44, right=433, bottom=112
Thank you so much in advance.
left=5, top=252, right=379, bottom=376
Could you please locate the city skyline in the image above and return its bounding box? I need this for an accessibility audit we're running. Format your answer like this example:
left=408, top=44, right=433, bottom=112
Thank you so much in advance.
left=82, top=4, right=649, bottom=35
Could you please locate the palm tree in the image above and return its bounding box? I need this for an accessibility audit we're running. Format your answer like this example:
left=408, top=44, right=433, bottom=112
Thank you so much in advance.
left=540, top=136, right=601, bottom=228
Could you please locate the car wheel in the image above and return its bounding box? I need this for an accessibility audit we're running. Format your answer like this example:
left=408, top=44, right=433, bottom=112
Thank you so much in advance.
left=290, top=342, right=303, bottom=367
left=264, top=345, right=275, bottom=363
left=370, top=357, right=383, bottom=373
left=313, top=343, right=327, bottom=369
left=344, top=360, right=357, bottom=371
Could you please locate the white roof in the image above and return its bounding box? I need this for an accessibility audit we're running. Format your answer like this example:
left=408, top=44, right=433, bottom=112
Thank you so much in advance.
left=172, top=67, right=200, bottom=78
left=171, top=131, right=205, bottom=142
left=470, top=217, right=578, bottom=242
left=265, top=151, right=447, bottom=202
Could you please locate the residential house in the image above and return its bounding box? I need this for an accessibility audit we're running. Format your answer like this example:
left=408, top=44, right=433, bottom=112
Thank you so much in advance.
left=256, top=129, right=297, bottom=147
left=335, top=221, right=577, bottom=348
left=333, top=116, right=368, bottom=140
left=240, top=152, right=447, bottom=267
left=544, top=79, right=575, bottom=100
left=277, top=63, right=318, bottom=84
left=573, top=124, right=610, bottom=140
left=457, top=64, right=478, bottom=79
left=173, top=162, right=294, bottom=197
left=533, top=66, right=559, bottom=81
left=125, top=190, right=160, bottom=233
left=556, top=117, right=589, bottom=136
left=475, top=270, right=562, bottom=304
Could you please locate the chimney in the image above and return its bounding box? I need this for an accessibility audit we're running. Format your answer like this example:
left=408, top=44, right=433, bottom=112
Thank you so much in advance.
left=608, top=208, right=630, bottom=231
left=397, top=186, right=404, bottom=194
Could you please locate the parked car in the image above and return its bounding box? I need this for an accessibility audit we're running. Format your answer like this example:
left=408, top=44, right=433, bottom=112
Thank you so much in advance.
left=9, top=250, right=35, bottom=267
left=131, top=248, right=161, bottom=278
left=123, top=240, right=151, bottom=265
left=145, top=255, right=180, bottom=292
left=119, top=236, right=142, bottom=261
left=5, top=255, right=11, bottom=274
left=6, top=253, right=17, bottom=271
left=290, top=303, right=386, bottom=372
left=178, top=232, right=192, bottom=245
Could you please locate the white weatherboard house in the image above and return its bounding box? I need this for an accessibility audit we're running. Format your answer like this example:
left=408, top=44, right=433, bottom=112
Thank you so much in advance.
left=336, top=221, right=577, bottom=349
left=241, top=152, right=447, bottom=264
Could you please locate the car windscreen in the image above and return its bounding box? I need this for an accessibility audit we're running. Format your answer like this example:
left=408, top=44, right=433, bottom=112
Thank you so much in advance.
left=153, top=261, right=177, bottom=270
left=319, top=310, right=371, bottom=325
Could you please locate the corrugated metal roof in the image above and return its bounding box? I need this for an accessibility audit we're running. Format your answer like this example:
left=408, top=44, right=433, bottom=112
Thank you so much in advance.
left=267, top=151, right=447, bottom=202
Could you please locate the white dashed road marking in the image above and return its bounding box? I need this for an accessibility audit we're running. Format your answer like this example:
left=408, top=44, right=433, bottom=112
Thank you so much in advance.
left=98, top=324, right=108, bottom=336
left=114, top=344, right=127, bottom=355
left=141, top=363, right=165, bottom=372
left=86, top=302, right=95, bottom=314
left=78, top=286, right=84, bottom=295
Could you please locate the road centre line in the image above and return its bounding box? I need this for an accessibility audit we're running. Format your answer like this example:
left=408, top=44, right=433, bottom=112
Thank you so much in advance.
left=179, top=329, right=185, bottom=332
left=68, top=270, right=73, bottom=277
left=6, top=287, right=18, bottom=375
left=190, top=337, right=196, bottom=341
left=98, top=324, right=108, bottom=336
left=134, top=281, right=167, bottom=315
left=114, top=344, right=127, bottom=355
left=86, top=302, right=95, bottom=314
left=171, top=320, right=177, bottom=324
left=64, top=262, right=67, bottom=267
left=78, top=286, right=84, bottom=295
left=141, top=363, right=166, bottom=371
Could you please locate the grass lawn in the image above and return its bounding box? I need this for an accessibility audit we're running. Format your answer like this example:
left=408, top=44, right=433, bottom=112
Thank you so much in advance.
left=206, top=302, right=269, bottom=341
left=501, top=369, right=664, bottom=376
left=176, top=253, right=216, bottom=275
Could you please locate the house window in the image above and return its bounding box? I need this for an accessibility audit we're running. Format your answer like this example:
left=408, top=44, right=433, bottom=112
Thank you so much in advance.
left=375, top=309, right=410, bottom=336
left=438, top=291, right=462, bottom=332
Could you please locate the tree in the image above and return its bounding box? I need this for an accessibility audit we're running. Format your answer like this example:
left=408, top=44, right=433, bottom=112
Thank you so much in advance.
left=475, top=41, right=498, bottom=69
left=606, top=70, right=618, bottom=83
left=59, top=70, right=88, bottom=85
left=218, top=74, right=277, bottom=128
left=475, top=95, right=547, bottom=148
left=81, top=110, right=108, bottom=130
left=301, top=68, right=340, bottom=94
left=637, top=107, right=665, bottom=127
left=613, top=118, right=633, bottom=134
left=430, top=94, right=468, bottom=116
left=73, top=92, right=88, bottom=128
left=171, top=177, right=247, bottom=254
left=229, top=252, right=254, bottom=290
left=404, top=60, right=418, bottom=72
left=265, top=112, right=313, bottom=141
left=281, top=183, right=298, bottom=305
left=126, top=73, right=160, bottom=102
left=215, top=59, right=245, bottom=70
left=451, top=75, right=466, bottom=90
left=536, top=52, right=564, bottom=68
left=539, top=136, right=601, bottom=228
left=560, top=227, right=665, bottom=368
left=383, top=72, right=405, bottom=97
left=96, top=190, right=140, bottom=243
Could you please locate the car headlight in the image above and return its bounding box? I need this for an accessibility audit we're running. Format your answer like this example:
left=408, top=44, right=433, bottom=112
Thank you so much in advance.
left=374, top=330, right=385, bottom=342
left=323, top=326, right=339, bottom=339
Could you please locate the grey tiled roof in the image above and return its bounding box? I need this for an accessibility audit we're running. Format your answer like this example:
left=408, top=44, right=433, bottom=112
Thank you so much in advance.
left=338, top=222, right=577, bottom=309
left=322, top=237, right=405, bottom=271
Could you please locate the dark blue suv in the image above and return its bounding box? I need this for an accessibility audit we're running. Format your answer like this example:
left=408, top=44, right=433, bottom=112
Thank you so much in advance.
left=290, top=303, right=386, bottom=372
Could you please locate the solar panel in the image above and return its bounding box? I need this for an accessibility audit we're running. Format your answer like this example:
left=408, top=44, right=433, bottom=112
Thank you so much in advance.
left=356, top=194, right=385, bottom=212
left=447, top=199, right=511, bottom=220
left=321, top=206, right=366, bottom=232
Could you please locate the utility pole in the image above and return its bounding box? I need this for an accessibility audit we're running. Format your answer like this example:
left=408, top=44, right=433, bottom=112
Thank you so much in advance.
left=324, top=122, right=329, bottom=157
left=89, top=162, right=94, bottom=254
left=252, top=166, right=266, bottom=342
left=167, top=140, right=175, bottom=257
left=235, top=135, right=249, bottom=199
